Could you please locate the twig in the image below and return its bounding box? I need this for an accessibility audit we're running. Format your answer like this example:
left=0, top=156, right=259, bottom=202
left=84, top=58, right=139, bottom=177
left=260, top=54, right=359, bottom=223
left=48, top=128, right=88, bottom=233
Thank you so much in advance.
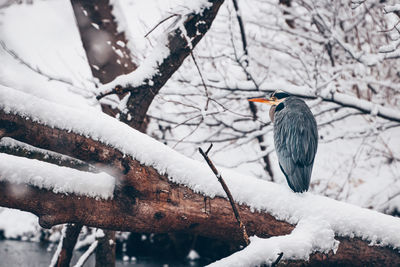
left=231, top=0, right=249, bottom=66
left=199, top=144, right=250, bottom=246
left=190, top=51, right=210, bottom=110
left=144, top=14, right=179, bottom=38
left=271, top=252, right=284, bottom=267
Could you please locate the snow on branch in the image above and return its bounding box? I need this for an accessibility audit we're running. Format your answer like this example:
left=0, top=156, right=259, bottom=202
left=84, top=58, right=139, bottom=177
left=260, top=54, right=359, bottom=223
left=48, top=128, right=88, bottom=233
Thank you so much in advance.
left=383, top=4, right=400, bottom=14
left=208, top=217, right=338, bottom=267
left=225, top=80, right=400, bottom=123
left=1, top=85, right=400, bottom=259
left=96, top=0, right=224, bottom=99
left=0, top=153, right=115, bottom=199
left=0, top=137, right=96, bottom=172
left=321, top=91, right=400, bottom=123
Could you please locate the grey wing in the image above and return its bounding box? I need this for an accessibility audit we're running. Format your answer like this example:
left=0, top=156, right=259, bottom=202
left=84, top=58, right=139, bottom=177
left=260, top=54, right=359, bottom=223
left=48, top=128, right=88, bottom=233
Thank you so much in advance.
left=274, top=111, right=318, bottom=192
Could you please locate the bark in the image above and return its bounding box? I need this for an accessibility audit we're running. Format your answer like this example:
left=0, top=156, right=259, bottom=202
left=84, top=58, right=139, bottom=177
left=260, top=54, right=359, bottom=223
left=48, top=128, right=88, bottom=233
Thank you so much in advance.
left=55, top=224, right=83, bottom=267
left=1, top=111, right=400, bottom=266
left=70, top=1, right=138, bottom=264
left=70, top=0, right=137, bottom=84
left=71, top=0, right=143, bottom=135
left=95, top=231, right=116, bottom=267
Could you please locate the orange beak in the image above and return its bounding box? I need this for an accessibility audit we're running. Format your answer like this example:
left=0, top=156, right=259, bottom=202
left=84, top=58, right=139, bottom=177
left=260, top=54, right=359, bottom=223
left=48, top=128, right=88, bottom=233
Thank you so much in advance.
left=248, top=97, right=281, bottom=105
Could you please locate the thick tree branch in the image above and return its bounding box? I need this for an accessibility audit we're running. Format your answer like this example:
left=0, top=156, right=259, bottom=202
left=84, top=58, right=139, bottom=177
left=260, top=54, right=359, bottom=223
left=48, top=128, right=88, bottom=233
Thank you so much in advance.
left=1, top=110, right=400, bottom=265
left=95, top=0, right=224, bottom=130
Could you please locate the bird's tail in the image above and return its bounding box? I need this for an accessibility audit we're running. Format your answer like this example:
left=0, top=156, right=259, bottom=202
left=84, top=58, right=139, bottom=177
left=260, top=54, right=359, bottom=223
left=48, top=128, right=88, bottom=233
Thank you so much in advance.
left=281, top=163, right=312, bottom=193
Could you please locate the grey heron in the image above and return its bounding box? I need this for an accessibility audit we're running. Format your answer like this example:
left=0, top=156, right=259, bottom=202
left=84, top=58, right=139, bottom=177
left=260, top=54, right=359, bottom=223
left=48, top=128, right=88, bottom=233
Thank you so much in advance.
left=248, top=90, right=318, bottom=193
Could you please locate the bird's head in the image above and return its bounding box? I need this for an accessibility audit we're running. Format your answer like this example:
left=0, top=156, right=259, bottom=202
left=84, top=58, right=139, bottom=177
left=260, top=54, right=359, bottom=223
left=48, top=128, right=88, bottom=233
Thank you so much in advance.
left=247, top=90, right=290, bottom=105
left=247, top=90, right=291, bottom=122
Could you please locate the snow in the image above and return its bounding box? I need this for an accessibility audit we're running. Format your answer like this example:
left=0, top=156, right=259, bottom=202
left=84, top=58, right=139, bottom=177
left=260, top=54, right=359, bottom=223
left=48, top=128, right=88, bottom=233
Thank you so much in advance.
left=0, top=152, right=115, bottom=200
left=73, top=240, right=98, bottom=267
left=1, top=85, right=400, bottom=252
left=98, top=35, right=170, bottom=94
left=74, top=231, right=96, bottom=251
left=0, top=208, right=40, bottom=239
left=0, top=137, right=94, bottom=170
left=320, top=90, right=400, bottom=122
left=208, top=217, right=338, bottom=267
left=98, top=0, right=213, bottom=94
left=49, top=225, right=66, bottom=267
left=384, top=4, right=400, bottom=13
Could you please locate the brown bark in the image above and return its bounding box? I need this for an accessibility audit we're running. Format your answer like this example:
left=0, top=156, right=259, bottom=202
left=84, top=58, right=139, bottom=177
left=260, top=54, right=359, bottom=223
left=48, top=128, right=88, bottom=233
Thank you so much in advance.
left=70, top=0, right=137, bottom=84
left=71, top=0, right=143, bottom=135
left=56, top=224, right=83, bottom=267
left=70, top=1, right=139, bottom=264
left=95, top=230, right=116, bottom=267
left=1, top=111, right=400, bottom=266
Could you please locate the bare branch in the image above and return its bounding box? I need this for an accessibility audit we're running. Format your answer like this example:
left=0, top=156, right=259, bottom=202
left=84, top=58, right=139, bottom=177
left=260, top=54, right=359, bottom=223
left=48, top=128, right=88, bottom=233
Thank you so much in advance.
left=199, top=145, right=250, bottom=246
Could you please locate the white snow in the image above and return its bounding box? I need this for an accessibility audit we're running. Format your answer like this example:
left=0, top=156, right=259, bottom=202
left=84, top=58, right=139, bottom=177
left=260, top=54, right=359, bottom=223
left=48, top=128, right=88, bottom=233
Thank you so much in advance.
left=49, top=225, right=66, bottom=267
left=73, top=240, right=98, bottom=267
left=208, top=217, right=339, bottom=267
left=74, top=231, right=96, bottom=251
left=1, top=85, right=400, bottom=253
left=0, top=152, right=115, bottom=199
left=384, top=4, right=400, bottom=13
left=98, top=35, right=170, bottom=93
left=98, top=0, right=213, bottom=94
left=0, top=137, right=92, bottom=169
left=0, top=208, right=40, bottom=239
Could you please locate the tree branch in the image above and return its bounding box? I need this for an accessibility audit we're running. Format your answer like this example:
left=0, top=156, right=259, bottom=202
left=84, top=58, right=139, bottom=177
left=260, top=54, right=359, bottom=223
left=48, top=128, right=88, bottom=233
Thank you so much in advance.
left=95, top=0, right=224, bottom=130
left=199, top=144, right=249, bottom=246
left=1, top=109, right=400, bottom=265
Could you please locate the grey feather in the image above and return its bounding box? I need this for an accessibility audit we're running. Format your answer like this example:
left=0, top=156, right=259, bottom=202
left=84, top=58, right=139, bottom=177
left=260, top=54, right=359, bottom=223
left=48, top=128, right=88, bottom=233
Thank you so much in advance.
left=273, top=97, right=318, bottom=192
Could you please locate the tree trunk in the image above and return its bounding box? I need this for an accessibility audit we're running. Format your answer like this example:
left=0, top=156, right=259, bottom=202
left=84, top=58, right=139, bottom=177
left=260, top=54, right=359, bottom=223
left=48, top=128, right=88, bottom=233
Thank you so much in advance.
left=56, top=224, right=83, bottom=267
left=70, top=0, right=137, bottom=84
left=95, top=230, right=116, bottom=267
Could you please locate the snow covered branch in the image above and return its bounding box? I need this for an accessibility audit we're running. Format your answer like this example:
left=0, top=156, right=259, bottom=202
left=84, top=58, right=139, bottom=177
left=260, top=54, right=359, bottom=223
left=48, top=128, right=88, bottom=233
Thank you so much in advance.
left=215, top=81, right=400, bottom=123
left=0, top=87, right=400, bottom=265
left=95, top=0, right=224, bottom=129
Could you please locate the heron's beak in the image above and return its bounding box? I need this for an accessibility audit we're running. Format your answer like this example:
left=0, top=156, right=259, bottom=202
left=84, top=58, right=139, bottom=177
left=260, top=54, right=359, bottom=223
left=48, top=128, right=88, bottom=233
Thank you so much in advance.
left=248, top=97, right=282, bottom=105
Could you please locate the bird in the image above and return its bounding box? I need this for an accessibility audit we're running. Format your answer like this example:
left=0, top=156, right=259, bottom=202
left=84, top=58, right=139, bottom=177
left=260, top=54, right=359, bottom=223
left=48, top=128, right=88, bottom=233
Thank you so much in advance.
left=248, top=90, right=318, bottom=193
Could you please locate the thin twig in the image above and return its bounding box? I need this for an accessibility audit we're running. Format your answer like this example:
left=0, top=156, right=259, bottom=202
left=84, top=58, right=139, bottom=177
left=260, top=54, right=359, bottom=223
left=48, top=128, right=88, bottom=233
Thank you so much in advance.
left=144, top=14, right=179, bottom=38
left=199, top=144, right=250, bottom=246
left=190, top=51, right=210, bottom=110
left=231, top=0, right=249, bottom=66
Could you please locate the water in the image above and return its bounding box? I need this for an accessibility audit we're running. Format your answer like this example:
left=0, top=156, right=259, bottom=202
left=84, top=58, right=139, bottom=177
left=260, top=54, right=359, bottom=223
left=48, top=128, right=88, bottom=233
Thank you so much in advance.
left=0, top=240, right=202, bottom=267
